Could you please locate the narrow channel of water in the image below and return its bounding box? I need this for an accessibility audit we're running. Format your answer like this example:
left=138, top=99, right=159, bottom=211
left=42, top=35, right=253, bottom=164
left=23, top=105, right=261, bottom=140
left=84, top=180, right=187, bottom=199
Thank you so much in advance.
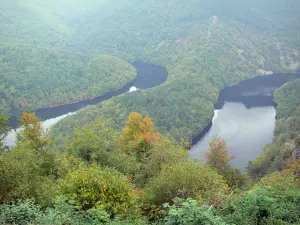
left=5, top=62, right=168, bottom=146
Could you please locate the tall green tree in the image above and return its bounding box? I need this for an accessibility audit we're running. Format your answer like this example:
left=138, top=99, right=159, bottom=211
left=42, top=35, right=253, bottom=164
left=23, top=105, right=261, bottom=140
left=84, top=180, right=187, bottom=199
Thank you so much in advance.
left=0, top=146, right=57, bottom=205
left=135, top=137, right=188, bottom=187
left=67, top=119, right=118, bottom=162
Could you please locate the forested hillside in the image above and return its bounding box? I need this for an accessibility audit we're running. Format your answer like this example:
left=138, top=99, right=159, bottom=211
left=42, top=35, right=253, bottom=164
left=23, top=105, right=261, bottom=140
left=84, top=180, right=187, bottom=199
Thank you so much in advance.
left=0, top=0, right=70, bottom=47
left=0, top=43, right=136, bottom=115
left=0, top=1, right=138, bottom=116
left=248, top=79, right=300, bottom=178
left=1, top=0, right=300, bottom=140
left=1, top=112, right=299, bottom=224
left=46, top=0, right=300, bottom=141
left=1, top=1, right=300, bottom=223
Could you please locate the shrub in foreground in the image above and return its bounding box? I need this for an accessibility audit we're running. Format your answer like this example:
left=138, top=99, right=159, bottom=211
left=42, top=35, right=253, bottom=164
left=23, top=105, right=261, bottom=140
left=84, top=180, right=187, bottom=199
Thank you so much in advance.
left=145, top=162, right=229, bottom=205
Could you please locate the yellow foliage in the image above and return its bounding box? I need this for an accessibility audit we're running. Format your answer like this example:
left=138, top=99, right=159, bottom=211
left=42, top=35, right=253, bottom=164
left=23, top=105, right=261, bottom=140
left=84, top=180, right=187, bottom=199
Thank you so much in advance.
left=59, top=165, right=140, bottom=217
left=18, top=112, right=51, bottom=150
left=205, top=136, right=234, bottom=171
left=120, top=112, right=160, bottom=155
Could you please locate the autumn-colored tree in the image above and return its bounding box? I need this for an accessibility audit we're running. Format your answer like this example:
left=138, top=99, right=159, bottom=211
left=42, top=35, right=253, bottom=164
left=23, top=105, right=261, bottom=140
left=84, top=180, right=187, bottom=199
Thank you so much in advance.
left=120, top=112, right=143, bottom=146
left=205, top=136, right=235, bottom=171
left=205, top=137, right=249, bottom=189
left=281, top=160, right=300, bottom=180
left=17, top=112, right=50, bottom=150
left=120, top=112, right=160, bottom=157
left=140, top=115, right=155, bottom=141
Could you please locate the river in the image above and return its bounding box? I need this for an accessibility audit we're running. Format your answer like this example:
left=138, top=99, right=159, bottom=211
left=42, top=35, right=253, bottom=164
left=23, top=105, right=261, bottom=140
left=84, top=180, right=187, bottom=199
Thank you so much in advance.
left=5, top=67, right=300, bottom=169
left=5, top=62, right=168, bottom=146
left=190, top=73, right=300, bottom=169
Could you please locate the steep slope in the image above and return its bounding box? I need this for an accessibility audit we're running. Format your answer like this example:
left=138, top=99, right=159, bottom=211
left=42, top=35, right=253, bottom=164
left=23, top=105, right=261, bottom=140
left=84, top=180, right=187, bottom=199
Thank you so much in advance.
left=50, top=0, right=300, bottom=141
left=0, top=1, right=70, bottom=47
left=0, top=43, right=136, bottom=115
left=0, top=0, right=112, bottom=47
left=248, top=79, right=300, bottom=177
left=0, top=0, right=299, bottom=142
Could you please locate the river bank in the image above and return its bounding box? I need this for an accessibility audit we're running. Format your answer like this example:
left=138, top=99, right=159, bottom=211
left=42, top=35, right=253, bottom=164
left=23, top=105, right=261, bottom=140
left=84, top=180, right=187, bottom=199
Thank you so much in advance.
left=190, top=73, right=300, bottom=169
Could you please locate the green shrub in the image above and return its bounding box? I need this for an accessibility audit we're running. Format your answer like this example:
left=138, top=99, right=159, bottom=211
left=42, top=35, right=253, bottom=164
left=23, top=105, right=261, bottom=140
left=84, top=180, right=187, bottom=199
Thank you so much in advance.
left=38, top=197, right=111, bottom=225
left=135, top=137, right=188, bottom=187
left=220, top=182, right=300, bottom=225
left=59, top=165, right=140, bottom=218
left=0, top=147, right=57, bottom=206
left=162, top=198, right=227, bottom=225
left=145, top=161, right=229, bottom=205
left=0, top=198, right=113, bottom=225
left=0, top=199, right=42, bottom=225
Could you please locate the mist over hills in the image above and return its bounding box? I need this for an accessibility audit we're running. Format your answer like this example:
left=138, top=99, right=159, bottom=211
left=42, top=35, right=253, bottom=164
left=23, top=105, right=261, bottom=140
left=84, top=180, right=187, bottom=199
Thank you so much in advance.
left=0, top=1, right=300, bottom=224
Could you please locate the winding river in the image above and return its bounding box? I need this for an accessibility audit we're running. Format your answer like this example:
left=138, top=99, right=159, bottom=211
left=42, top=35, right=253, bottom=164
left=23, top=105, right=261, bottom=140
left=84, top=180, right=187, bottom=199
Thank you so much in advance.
left=5, top=63, right=300, bottom=170
left=190, top=73, right=300, bottom=169
left=5, top=62, right=168, bottom=146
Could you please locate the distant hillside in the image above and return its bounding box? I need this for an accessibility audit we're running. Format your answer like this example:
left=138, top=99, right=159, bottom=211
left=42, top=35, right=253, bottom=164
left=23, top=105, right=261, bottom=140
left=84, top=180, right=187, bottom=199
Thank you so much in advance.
left=248, top=79, right=300, bottom=177
left=0, top=43, right=136, bottom=115
left=49, top=0, right=300, bottom=141
left=0, top=1, right=70, bottom=47
left=0, top=0, right=299, bottom=141
left=0, top=2, right=300, bottom=224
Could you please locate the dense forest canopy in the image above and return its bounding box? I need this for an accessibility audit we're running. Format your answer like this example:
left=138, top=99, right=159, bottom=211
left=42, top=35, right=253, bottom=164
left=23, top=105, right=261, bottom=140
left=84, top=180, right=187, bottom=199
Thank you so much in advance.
left=0, top=1, right=300, bottom=224
left=0, top=111, right=299, bottom=224
left=0, top=43, right=136, bottom=115
left=248, top=79, right=300, bottom=178
left=44, top=0, right=300, bottom=142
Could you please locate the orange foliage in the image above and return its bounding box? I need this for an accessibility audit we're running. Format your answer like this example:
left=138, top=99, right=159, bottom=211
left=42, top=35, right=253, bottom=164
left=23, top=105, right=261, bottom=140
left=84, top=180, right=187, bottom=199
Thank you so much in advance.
left=282, top=160, right=300, bottom=178
left=120, top=112, right=160, bottom=154
left=20, top=112, right=40, bottom=126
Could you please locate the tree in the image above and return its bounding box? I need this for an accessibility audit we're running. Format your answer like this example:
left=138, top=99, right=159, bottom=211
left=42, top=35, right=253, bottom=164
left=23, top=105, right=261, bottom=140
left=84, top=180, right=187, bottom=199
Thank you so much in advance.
left=205, top=137, right=250, bottom=189
left=120, top=112, right=160, bottom=158
left=17, top=112, right=50, bottom=150
left=0, top=114, right=10, bottom=152
left=120, top=112, right=143, bottom=146
left=0, top=146, right=57, bottom=205
left=221, top=167, right=251, bottom=190
left=67, top=119, right=118, bottom=162
left=205, top=136, right=235, bottom=171
left=135, top=137, right=188, bottom=187
left=145, top=162, right=229, bottom=205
